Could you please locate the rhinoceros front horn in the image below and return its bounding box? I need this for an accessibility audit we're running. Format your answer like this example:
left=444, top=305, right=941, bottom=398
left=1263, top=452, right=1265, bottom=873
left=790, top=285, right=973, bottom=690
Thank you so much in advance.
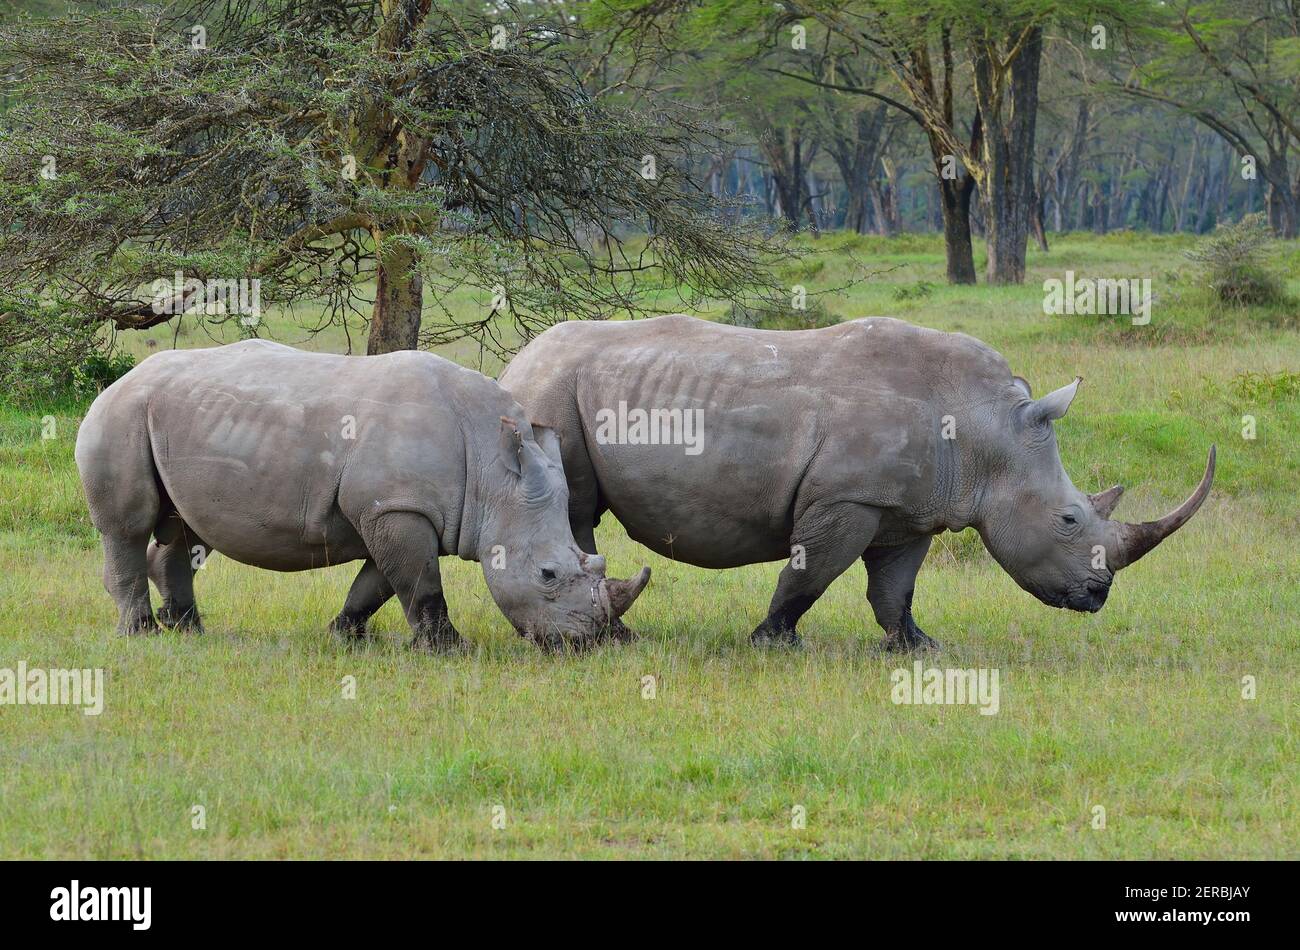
left=1109, top=445, right=1216, bottom=570
left=604, top=567, right=651, bottom=618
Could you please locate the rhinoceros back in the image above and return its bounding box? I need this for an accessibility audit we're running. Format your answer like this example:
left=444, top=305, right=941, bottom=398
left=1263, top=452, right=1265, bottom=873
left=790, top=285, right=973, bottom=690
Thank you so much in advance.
left=77, top=340, right=505, bottom=571
left=501, top=315, right=1014, bottom=567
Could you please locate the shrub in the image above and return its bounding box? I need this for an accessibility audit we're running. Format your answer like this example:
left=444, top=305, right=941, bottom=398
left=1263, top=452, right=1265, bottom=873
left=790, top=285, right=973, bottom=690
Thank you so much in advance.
left=1185, top=213, right=1289, bottom=306
left=0, top=348, right=136, bottom=407
left=1227, top=370, right=1300, bottom=402
left=73, top=352, right=137, bottom=397
left=726, top=291, right=838, bottom=331
left=777, top=256, right=826, bottom=282
left=892, top=280, right=937, bottom=301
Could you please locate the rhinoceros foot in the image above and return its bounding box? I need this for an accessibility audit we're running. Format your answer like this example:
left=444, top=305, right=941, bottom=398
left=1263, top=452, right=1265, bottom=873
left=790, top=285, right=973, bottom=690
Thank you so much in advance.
left=880, top=619, right=940, bottom=653
left=410, top=634, right=471, bottom=655
left=117, top=610, right=159, bottom=637
left=328, top=613, right=371, bottom=642
left=749, top=621, right=803, bottom=649
left=157, top=602, right=203, bottom=634
left=410, top=618, right=469, bottom=655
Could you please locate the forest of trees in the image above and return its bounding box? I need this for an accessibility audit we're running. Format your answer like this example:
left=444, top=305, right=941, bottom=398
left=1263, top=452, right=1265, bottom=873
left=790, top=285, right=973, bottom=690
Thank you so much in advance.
left=0, top=0, right=1295, bottom=377
left=603, top=0, right=1299, bottom=284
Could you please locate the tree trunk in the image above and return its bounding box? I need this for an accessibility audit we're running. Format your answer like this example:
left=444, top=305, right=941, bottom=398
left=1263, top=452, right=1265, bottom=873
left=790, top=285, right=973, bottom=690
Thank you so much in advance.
left=846, top=185, right=868, bottom=234
left=1093, top=185, right=1108, bottom=234
left=939, top=176, right=978, bottom=284
left=824, top=106, right=885, bottom=239
left=355, top=2, right=434, bottom=355
left=972, top=26, right=1042, bottom=284
left=367, top=234, right=423, bottom=354
left=1264, top=159, right=1300, bottom=238
left=1060, top=100, right=1088, bottom=231
left=1030, top=183, right=1049, bottom=251
left=760, top=125, right=806, bottom=232
left=881, top=158, right=903, bottom=235
left=867, top=181, right=890, bottom=235
left=805, top=170, right=823, bottom=237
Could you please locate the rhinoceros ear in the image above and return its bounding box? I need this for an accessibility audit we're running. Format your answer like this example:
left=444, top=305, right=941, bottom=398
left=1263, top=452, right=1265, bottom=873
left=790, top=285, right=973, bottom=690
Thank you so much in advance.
left=500, top=416, right=554, bottom=496
left=1025, top=377, right=1081, bottom=426
left=499, top=416, right=525, bottom=477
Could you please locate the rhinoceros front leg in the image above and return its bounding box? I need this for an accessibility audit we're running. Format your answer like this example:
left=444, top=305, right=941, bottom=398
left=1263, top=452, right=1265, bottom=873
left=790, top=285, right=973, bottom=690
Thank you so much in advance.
left=750, top=502, right=882, bottom=648
left=360, top=511, right=467, bottom=653
left=863, top=535, right=939, bottom=652
left=329, top=558, right=395, bottom=641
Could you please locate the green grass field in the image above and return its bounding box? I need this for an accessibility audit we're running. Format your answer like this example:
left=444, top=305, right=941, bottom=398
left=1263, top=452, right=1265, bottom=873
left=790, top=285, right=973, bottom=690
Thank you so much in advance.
left=1, top=232, right=1297, bottom=858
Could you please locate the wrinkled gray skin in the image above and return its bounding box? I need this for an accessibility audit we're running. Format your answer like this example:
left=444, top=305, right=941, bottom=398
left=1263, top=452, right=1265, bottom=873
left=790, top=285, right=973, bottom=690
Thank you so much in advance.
left=499, top=315, right=1215, bottom=650
left=75, top=340, right=649, bottom=652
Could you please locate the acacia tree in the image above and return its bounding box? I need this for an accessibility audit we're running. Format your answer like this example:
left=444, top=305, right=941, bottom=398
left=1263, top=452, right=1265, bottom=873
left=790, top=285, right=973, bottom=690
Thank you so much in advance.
left=1104, top=0, right=1300, bottom=238
left=778, top=1, right=1162, bottom=283
left=622, top=0, right=997, bottom=282
left=760, top=22, right=902, bottom=234
left=775, top=1, right=1045, bottom=284
left=0, top=0, right=769, bottom=387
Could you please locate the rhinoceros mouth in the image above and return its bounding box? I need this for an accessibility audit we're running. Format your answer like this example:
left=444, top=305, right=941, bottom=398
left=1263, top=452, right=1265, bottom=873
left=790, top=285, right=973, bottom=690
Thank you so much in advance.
left=515, top=609, right=607, bottom=653
left=1031, top=574, right=1110, bottom=613
left=1059, top=577, right=1111, bottom=613
left=518, top=629, right=601, bottom=654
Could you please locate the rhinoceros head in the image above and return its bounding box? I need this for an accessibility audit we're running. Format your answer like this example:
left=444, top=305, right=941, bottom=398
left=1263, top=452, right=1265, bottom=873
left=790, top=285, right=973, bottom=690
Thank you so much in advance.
left=480, top=416, right=649, bottom=649
left=976, top=377, right=1215, bottom=613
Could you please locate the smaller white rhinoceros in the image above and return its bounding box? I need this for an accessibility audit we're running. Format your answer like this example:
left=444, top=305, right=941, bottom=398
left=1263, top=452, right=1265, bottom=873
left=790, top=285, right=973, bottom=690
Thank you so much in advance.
left=74, top=340, right=649, bottom=651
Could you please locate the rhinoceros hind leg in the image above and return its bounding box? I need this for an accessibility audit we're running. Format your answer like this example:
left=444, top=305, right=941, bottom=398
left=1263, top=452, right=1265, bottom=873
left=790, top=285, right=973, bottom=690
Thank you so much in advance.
left=102, top=533, right=157, bottom=635
left=148, top=514, right=205, bottom=633
left=80, top=415, right=159, bottom=635
left=750, top=502, right=883, bottom=648
left=329, top=558, right=395, bottom=641
left=864, top=536, right=940, bottom=652
left=361, top=512, right=468, bottom=654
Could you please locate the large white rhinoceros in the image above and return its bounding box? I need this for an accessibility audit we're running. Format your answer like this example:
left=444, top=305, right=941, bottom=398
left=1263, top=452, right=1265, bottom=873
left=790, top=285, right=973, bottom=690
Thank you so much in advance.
left=497, top=314, right=1214, bottom=651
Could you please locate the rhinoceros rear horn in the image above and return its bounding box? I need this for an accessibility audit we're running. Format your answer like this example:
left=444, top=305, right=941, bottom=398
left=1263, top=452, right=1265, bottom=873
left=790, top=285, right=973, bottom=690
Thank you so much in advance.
left=1088, top=484, right=1125, bottom=519
left=1109, top=445, right=1215, bottom=570
left=605, top=567, right=650, bottom=618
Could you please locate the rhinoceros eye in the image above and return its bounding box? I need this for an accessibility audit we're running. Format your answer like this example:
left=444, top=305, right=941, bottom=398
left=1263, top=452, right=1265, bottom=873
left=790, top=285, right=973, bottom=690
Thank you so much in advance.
left=540, top=568, right=557, bottom=582
left=1061, top=513, right=1078, bottom=526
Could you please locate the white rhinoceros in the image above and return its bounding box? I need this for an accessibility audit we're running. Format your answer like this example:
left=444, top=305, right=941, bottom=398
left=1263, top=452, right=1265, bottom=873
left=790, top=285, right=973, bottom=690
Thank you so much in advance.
left=75, top=340, right=649, bottom=651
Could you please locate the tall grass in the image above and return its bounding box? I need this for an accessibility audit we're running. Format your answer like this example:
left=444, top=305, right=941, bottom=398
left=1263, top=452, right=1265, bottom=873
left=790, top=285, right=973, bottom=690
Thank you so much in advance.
left=1, top=232, right=1296, bottom=858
